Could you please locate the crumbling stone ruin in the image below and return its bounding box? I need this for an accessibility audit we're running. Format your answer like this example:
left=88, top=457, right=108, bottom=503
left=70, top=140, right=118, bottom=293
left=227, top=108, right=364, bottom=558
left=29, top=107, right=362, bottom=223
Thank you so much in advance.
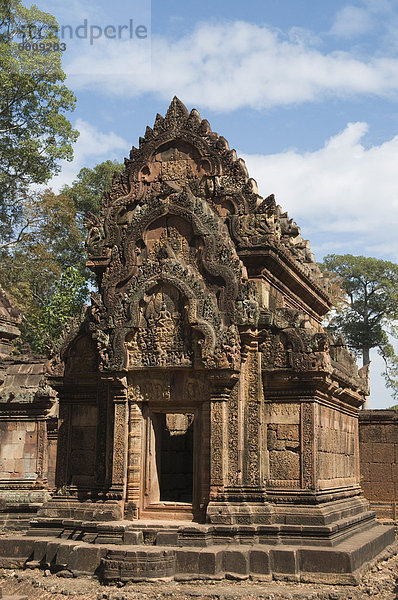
left=0, top=287, right=57, bottom=529
left=0, top=98, right=394, bottom=583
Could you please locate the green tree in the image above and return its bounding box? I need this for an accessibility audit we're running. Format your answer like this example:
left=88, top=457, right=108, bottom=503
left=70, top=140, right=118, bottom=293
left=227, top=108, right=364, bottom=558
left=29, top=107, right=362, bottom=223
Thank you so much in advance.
left=0, top=189, right=88, bottom=354
left=27, top=266, right=89, bottom=355
left=62, top=159, right=124, bottom=218
left=0, top=0, right=78, bottom=244
left=321, top=254, right=398, bottom=398
left=0, top=156, right=125, bottom=353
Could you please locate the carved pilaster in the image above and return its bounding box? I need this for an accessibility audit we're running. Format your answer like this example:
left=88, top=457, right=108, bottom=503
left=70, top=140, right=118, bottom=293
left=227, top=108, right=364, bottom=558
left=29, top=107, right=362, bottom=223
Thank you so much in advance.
left=241, top=332, right=264, bottom=488
left=227, top=382, right=239, bottom=486
left=95, top=386, right=107, bottom=485
left=126, top=399, right=143, bottom=519
left=209, top=398, right=228, bottom=494
left=301, top=402, right=316, bottom=489
left=55, top=403, right=71, bottom=489
left=209, top=374, right=232, bottom=498
left=109, top=388, right=128, bottom=499
left=246, top=344, right=264, bottom=487
left=36, top=419, right=47, bottom=485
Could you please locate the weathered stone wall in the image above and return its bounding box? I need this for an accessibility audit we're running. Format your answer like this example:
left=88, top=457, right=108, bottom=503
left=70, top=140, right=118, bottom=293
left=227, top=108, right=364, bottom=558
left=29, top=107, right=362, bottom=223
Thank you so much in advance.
left=0, top=421, right=38, bottom=484
left=359, top=409, right=398, bottom=521
left=0, top=418, right=57, bottom=506
left=318, top=404, right=357, bottom=489
left=265, top=403, right=300, bottom=486
left=0, top=287, right=58, bottom=519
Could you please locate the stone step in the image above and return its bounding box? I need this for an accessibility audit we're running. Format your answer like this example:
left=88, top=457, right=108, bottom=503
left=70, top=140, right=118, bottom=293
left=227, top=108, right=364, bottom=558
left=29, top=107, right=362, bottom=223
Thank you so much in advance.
left=0, top=587, right=28, bottom=600
left=0, top=521, right=394, bottom=584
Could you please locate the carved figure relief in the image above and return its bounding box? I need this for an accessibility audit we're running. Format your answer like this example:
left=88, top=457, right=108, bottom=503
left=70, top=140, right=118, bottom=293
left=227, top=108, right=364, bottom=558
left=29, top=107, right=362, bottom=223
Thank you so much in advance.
left=126, top=284, right=193, bottom=368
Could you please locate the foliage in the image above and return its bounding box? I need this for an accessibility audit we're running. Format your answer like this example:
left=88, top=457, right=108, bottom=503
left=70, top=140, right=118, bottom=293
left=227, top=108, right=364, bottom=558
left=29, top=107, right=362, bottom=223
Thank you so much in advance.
left=4, top=263, right=89, bottom=356
left=321, top=254, right=398, bottom=399
left=27, top=267, right=89, bottom=355
left=0, top=157, right=125, bottom=352
left=0, top=0, right=78, bottom=245
left=62, top=160, right=124, bottom=218
left=0, top=190, right=89, bottom=354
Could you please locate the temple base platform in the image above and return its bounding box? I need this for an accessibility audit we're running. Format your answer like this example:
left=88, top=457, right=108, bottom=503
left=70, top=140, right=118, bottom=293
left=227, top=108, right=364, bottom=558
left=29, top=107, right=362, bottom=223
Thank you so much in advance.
left=0, top=506, right=394, bottom=584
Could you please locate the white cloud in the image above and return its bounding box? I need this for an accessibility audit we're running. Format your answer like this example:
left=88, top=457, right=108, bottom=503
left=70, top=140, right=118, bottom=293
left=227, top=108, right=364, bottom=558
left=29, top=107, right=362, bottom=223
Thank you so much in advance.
left=241, top=122, right=398, bottom=261
left=50, top=119, right=127, bottom=191
left=63, top=21, right=398, bottom=111
left=330, top=5, right=373, bottom=38
left=330, top=0, right=398, bottom=47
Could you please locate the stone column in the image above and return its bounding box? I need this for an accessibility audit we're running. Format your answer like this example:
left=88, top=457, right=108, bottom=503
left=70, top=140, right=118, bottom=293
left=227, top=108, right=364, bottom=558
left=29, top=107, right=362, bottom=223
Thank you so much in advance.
left=108, top=385, right=129, bottom=503
left=35, top=419, right=48, bottom=486
left=301, top=401, right=317, bottom=490
left=125, top=399, right=143, bottom=519
left=242, top=335, right=265, bottom=489
left=208, top=374, right=230, bottom=499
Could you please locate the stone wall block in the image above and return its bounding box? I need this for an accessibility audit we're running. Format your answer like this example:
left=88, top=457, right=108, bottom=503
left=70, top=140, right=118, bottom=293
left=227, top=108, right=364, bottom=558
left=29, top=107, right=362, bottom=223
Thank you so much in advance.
left=369, top=462, right=391, bottom=483
left=372, top=443, right=394, bottom=464
left=198, top=548, right=223, bottom=576
left=223, top=548, right=249, bottom=577
left=249, top=548, right=271, bottom=576
left=371, top=482, right=394, bottom=502
left=391, top=463, right=398, bottom=483
left=276, top=424, right=299, bottom=441
left=269, top=450, right=300, bottom=480
left=176, top=549, right=199, bottom=574
left=361, top=425, right=385, bottom=443
left=381, top=424, right=397, bottom=443
left=361, top=482, right=372, bottom=500
left=270, top=549, right=297, bottom=575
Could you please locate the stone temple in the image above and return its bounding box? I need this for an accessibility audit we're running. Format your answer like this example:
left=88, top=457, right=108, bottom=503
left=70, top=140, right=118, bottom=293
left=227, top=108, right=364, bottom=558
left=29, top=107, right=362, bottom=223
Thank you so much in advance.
left=0, top=97, right=394, bottom=583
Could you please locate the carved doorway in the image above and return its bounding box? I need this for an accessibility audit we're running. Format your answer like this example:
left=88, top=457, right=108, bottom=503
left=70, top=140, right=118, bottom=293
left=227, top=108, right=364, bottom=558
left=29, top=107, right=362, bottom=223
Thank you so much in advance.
left=126, top=372, right=210, bottom=522
left=142, top=409, right=196, bottom=519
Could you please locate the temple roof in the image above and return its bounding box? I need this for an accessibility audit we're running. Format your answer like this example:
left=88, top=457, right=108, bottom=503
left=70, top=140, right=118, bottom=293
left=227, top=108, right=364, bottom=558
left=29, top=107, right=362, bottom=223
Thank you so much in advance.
left=102, top=97, right=330, bottom=307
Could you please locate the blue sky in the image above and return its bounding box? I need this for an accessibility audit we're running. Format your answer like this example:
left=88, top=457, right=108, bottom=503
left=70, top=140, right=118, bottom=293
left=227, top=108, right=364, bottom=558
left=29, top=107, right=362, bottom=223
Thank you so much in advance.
left=29, top=0, right=398, bottom=408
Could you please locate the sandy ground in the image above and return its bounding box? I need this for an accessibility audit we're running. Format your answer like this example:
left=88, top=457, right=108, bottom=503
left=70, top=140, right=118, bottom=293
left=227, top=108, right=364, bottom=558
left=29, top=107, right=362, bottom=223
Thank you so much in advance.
left=0, top=545, right=398, bottom=600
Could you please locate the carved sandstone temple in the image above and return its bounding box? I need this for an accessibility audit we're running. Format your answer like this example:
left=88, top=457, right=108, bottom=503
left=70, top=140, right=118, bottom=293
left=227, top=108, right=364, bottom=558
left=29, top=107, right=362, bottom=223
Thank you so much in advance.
left=2, top=98, right=393, bottom=582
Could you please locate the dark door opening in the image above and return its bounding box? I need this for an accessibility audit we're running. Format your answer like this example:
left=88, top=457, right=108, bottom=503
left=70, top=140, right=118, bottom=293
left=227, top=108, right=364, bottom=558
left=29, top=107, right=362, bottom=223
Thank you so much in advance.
left=156, top=413, right=194, bottom=503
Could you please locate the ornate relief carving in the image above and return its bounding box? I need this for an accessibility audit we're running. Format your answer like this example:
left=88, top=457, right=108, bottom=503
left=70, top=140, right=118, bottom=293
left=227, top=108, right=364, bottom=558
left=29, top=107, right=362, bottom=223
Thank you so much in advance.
left=236, top=281, right=260, bottom=327
left=126, top=285, right=193, bottom=368
left=227, top=382, right=239, bottom=486
left=210, top=399, right=227, bottom=491
left=246, top=349, right=262, bottom=486
left=112, top=397, right=127, bottom=487
left=36, top=420, right=46, bottom=482
left=301, top=403, right=315, bottom=489
left=260, top=307, right=366, bottom=394
left=129, top=375, right=171, bottom=404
